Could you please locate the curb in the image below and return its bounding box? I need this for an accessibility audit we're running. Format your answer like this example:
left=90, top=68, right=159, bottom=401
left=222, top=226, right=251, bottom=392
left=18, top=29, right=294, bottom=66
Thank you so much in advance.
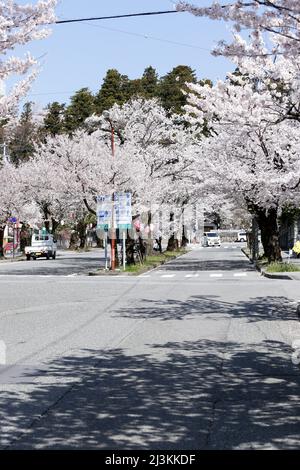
left=88, top=250, right=189, bottom=277
left=0, top=257, right=25, bottom=264
left=241, top=248, right=296, bottom=280
left=260, top=270, right=292, bottom=280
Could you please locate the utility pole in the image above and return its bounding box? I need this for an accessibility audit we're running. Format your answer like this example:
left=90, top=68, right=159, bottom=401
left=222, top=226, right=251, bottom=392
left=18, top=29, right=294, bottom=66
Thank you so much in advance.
left=103, top=111, right=116, bottom=271
left=111, top=123, right=116, bottom=271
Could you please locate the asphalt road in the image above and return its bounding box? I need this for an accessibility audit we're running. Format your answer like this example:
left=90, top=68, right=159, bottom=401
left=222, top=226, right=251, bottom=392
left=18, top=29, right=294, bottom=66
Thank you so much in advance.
left=0, top=249, right=105, bottom=276
left=0, top=243, right=300, bottom=449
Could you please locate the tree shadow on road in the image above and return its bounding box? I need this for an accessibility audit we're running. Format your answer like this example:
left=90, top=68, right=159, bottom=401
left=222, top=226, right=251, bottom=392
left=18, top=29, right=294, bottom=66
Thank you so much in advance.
left=0, top=256, right=104, bottom=276
left=115, top=294, right=297, bottom=323
left=0, top=336, right=300, bottom=450
left=160, top=256, right=254, bottom=272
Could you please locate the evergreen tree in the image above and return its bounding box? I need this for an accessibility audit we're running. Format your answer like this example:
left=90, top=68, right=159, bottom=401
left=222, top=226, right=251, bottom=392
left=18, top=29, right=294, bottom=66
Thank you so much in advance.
left=141, top=66, right=159, bottom=99
left=9, top=102, right=37, bottom=165
left=159, top=65, right=197, bottom=114
left=125, top=78, right=144, bottom=100
left=64, top=88, right=95, bottom=134
left=94, top=69, right=130, bottom=114
left=43, top=101, right=65, bottom=137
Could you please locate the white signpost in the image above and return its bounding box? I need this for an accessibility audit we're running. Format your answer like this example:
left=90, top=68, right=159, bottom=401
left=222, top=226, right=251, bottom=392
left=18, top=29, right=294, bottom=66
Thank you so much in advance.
left=97, top=193, right=132, bottom=270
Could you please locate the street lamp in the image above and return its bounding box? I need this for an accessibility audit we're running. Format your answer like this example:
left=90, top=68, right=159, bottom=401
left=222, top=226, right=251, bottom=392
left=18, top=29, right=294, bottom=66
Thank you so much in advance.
left=103, top=111, right=116, bottom=271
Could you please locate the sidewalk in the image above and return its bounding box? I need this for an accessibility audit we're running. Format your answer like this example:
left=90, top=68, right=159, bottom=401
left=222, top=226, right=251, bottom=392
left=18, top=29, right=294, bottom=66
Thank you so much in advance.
left=261, top=250, right=300, bottom=281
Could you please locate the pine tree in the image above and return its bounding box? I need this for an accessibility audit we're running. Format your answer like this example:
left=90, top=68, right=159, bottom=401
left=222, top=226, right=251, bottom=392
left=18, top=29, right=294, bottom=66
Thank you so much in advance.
left=43, top=102, right=65, bottom=137
left=141, top=66, right=159, bottom=99
left=94, top=69, right=130, bottom=114
left=64, top=88, right=95, bottom=134
left=159, top=65, right=197, bottom=114
left=9, top=102, right=37, bottom=165
left=125, top=78, right=144, bottom=100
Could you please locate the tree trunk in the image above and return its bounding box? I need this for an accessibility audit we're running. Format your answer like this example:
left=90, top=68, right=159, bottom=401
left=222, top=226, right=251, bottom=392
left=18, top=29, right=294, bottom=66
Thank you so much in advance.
left=95, top=231, right=104, bottom=248
left=167, top=234, right=179, bottom=252
left=167, top=212, right=179, bottom=252
left=51, top=218, right=60, bottom=235
left=146, top=210, right=154, bottom=256
left=20, top=225, right=31, bottom=252
left=155, top=236, right=162, bottom=253
left=69, top=231, right=79, bottom=250
left=181, top=224, right=189, bottom=248
left=256, top=207, right=282, bottom=262
left=76, top=219, right=87, bottom=249
left=0, top=226, right=4, bottom=257
left=126, top=235, right=135, bottom=265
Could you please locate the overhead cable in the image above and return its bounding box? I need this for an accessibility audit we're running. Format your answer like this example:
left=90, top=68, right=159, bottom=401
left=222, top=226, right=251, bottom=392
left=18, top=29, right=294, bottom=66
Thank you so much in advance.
left=55, top=10, right=182, bottom=25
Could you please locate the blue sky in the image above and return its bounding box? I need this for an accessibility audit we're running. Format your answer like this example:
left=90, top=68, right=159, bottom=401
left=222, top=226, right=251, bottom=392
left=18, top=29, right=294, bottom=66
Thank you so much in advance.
left=15, top=0, right=235, bottom=109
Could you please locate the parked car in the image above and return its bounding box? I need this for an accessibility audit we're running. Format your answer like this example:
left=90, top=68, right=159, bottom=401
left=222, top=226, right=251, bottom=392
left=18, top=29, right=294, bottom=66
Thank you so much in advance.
left=236, top=231, right=247, bottom=242
left=203, top=232, right=221, bottom=247
left=25, top=233, right=57, bottom=260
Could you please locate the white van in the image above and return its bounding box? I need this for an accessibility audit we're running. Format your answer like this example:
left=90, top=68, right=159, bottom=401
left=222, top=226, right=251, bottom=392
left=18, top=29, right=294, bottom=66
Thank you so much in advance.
left=236, top=231, right=247, bottom=242
left=203, top=232, right=221, bottom=247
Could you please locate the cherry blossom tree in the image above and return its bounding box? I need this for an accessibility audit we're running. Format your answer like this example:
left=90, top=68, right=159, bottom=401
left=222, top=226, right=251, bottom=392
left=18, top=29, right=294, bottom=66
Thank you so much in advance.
left=0, top=0, right=57, bottom=124
left=86, top=99, right=198, bottom=251
left=177, top=1, right=300, bottom=58
left=185, top=74, right=300, bottom=261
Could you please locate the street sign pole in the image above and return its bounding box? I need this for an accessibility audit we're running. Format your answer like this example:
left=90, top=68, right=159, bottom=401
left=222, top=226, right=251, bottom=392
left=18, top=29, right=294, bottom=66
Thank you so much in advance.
left=123, top=231, right=126, bottom=271
left=97, top=192, right=132, bottom=272
left=12, top=224, right=15, bottom=259
left=111, top=125, right=116, bottom=271
left=111, top=193, right=116, bottom=270
left=105, top=230, right=108, bottom=270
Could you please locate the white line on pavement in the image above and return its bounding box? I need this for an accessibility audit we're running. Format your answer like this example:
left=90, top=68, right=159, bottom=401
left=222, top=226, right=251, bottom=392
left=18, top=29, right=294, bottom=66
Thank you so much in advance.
left=210, top=274, right=223, bottom=278
left=185, top=274, right=199, bottom=278
left=234, top=273, right=247, bottom=277
left=161, top=274, right=175, bottom=278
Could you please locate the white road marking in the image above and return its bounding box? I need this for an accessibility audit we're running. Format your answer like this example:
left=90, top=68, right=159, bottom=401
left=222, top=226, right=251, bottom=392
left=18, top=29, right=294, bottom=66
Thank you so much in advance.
left=234, top=273, right=247, bottom=277
left=161, top=274, right=175, bottom=278
left=140, top=275, right=151, bottom=278
left=210, top=274, right=223, bottom=278
left=185, top=274, right=199, bottom=278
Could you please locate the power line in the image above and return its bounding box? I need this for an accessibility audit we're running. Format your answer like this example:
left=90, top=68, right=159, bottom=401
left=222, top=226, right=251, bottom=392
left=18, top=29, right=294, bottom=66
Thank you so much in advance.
left=80, top=22, right=211, bottom=52
left=55, top=10, right=182, bottom=25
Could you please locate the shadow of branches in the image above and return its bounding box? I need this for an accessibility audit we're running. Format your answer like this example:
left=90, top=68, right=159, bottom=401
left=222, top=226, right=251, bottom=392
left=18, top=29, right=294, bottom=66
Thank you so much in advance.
left=115, top=294, right=297, bottom=323
left=0, top=337, right=299, bottom=450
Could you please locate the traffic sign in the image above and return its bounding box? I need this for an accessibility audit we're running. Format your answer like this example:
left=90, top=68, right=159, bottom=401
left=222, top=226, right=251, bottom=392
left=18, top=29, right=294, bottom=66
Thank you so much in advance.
left=115, top=192, right=132, bottom=229
left=97, top=193, right=132, bottom=230
left=97, top=195, right=112, bottom=229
